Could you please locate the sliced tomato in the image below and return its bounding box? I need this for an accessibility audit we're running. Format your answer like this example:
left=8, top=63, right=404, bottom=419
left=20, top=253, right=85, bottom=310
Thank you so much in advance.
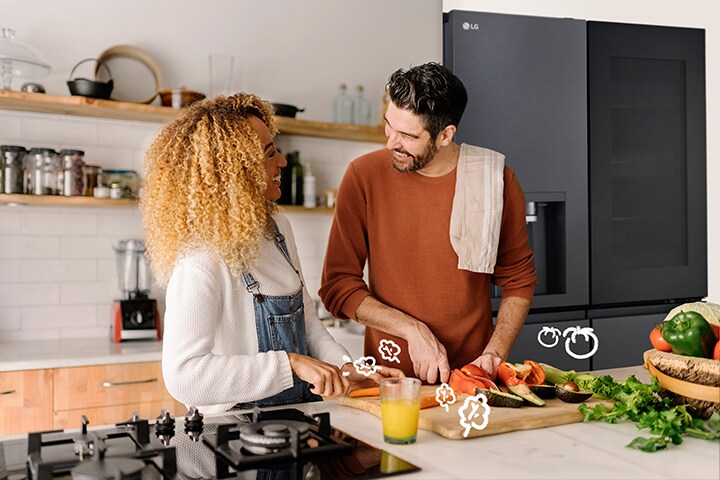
left=714, top=340, right=720, bottom=361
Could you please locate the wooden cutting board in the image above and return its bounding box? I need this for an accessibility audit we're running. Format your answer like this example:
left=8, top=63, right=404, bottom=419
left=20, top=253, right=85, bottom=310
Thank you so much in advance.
left=339, top=385, right=613, bottom=440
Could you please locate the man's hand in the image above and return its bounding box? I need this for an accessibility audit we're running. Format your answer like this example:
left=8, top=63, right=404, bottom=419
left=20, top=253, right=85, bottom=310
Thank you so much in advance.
left=472, top=352, right=504, bottom=379
left=287, top=353, right=350, bottom=397
left=405, top=322, right=451, bottom=384
left=355, top=296, right=451, bottom=384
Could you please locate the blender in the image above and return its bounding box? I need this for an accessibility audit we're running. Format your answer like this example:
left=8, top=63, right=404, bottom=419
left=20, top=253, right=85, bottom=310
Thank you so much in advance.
left=111, top=239, right=161, bottom=342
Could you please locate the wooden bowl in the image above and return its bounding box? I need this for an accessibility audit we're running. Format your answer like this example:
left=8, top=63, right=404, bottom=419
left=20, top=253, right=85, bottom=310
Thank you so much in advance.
left=643, top=349, right=720, bottom=419
left=159, top=88, right=206, bottom=109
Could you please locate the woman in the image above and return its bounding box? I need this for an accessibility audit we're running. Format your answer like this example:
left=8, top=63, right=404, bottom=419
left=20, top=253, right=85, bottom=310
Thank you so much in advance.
left=141, top=93, right=400, bottom=414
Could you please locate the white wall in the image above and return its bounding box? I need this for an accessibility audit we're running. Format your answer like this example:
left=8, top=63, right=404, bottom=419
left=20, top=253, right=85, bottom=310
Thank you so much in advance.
left=444, top=0, right=719, bottom=303
left=0, top=0, right=442, bottom=341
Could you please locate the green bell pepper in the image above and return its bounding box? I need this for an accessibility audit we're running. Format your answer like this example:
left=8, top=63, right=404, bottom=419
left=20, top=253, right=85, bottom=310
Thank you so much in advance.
left=660, top=311, right=716, bottom=358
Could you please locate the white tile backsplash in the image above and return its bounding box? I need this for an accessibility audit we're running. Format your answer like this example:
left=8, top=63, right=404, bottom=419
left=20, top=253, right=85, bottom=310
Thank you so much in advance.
left=1, top=108, right=368, bottom=340
left=0, top=236, right=60, bottom=259
left=21, top=116, right=98, bottom=145
left=0, top=307, right=20, bottom=330
left=0, top=283, right=60, bottom=307
left=20, top=305, right=97, bottom=329
left=0, top=260, right=22, bottom=282
left=20, top=212, right=98, bottom=235
left=60, top=281, right=116, bottom=305
left=21, top=259, right=97, bottom=282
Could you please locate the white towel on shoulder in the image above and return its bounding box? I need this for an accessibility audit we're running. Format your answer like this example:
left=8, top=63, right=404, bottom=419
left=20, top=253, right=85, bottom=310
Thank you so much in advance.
left=449, top=143, right=505, bottom=273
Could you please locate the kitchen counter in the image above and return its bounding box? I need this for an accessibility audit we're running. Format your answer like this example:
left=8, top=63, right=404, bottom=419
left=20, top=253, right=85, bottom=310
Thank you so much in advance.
left=2, top=366, right=717, bottom=479
left=0, top=338, right=162, bottom=371
left=303, top=366, right=718, bottom=480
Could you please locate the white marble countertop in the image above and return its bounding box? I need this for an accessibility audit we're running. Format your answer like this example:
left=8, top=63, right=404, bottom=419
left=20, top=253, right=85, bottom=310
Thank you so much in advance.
left=2, top=364, right=718, bottom=479
left=302, top=366, right=719, bottom=480
left=0, top=338, right=162, bottom=371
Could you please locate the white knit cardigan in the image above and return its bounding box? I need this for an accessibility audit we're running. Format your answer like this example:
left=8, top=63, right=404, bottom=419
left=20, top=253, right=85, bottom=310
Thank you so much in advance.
left=161, top=214, right=349, bottom=414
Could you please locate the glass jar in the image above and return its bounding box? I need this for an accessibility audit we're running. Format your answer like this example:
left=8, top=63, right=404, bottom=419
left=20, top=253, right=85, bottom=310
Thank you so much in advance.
left=26, top=148, right=59, bottom=195
left=83, top=164, right=101, bottom=197
left=1, top=145, right=27, bottom=194
left=102, top=169, right=139, bottom=198
left=60, top=149, right=85, bottom=196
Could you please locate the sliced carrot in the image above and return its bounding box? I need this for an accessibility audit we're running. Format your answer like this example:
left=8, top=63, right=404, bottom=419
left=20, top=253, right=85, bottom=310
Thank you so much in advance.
left=348, top=387, right=380, bottom=398
left=420, top=395, right=440, bottom=409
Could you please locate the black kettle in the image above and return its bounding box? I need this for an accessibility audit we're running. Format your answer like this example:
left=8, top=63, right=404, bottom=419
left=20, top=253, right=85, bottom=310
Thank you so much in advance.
left=67, top=58, right=113, bottom=99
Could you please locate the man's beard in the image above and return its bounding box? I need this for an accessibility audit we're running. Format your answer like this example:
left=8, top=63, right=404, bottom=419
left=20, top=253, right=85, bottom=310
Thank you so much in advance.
left=391, top=139, right=438, bottom=173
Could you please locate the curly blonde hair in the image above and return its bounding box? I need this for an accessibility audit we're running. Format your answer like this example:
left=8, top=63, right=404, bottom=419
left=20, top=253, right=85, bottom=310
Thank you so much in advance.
left=141, top=93, right=278, bottom=285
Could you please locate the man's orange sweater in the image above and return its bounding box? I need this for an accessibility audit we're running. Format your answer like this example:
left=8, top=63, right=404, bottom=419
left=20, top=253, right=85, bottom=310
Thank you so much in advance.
left=319, top=148, right=537, bottom=375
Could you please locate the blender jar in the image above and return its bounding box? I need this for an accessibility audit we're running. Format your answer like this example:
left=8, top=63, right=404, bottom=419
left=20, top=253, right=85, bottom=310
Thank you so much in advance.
left=114, top=239, right=152, bottom=299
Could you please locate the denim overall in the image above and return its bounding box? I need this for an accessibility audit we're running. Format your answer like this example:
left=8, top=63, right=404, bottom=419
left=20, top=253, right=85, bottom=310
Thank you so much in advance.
left=234, top=218, right=322, bottom=410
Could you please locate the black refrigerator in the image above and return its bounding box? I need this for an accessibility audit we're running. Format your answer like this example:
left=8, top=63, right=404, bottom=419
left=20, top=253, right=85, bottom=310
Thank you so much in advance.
left=443, top=11, right=707, bottom=371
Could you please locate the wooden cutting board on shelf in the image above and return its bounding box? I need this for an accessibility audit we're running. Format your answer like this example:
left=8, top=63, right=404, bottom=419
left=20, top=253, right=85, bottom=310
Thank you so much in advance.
left=339, top=385, right=613, bottom=440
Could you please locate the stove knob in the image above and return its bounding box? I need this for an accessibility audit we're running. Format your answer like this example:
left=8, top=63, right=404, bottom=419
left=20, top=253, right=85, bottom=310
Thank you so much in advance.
left=125, top=411, right=142, bottom=423
left=184, top=406, right=204, bottom=441
left=156, top=409, right=175, bottom=426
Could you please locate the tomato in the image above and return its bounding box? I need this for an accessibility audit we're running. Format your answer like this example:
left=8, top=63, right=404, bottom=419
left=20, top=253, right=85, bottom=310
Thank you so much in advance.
left=714, top=340, right=720, bottom=361
left=649, top=326, right=673, bottom=352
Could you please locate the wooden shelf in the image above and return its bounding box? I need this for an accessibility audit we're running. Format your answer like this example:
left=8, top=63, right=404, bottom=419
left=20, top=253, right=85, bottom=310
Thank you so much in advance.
left=0, top=90, right=386, bottom=143
left=0, top=194, right=137, bottom=208
left=0, top=195, right=337, bottom=213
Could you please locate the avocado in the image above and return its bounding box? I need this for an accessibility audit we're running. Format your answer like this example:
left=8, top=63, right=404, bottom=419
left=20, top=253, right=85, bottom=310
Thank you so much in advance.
left=554, top=384, right=593, bottom=403
left=507, top=383, right=546, bottom=407
left=475, top=387, right=524, bottom=408
left=529, top=384, right=556, bottom=399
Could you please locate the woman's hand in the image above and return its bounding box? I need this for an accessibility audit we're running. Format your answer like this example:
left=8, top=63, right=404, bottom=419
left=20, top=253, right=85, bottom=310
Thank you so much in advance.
left=341, top=362, right=405, bottom=389
left=287, top=353, right=350, bottom=397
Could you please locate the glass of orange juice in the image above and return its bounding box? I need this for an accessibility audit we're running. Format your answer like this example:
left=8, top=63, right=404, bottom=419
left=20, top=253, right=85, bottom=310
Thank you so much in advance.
left=380, top=377, right=421, bottom=444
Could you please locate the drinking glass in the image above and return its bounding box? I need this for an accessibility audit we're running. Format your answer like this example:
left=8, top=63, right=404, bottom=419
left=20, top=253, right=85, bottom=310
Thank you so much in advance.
left=208, top=54, right=234, bottom=97
left=380, top=377, right=421, bottom=444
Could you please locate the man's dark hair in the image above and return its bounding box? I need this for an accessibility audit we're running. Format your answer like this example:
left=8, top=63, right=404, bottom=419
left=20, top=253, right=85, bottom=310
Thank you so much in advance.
left=385, top=62, right=468, bottom=139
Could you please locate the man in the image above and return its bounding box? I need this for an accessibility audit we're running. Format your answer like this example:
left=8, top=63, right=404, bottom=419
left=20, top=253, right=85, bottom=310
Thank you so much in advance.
left=319, top=63, right=536, bottom=383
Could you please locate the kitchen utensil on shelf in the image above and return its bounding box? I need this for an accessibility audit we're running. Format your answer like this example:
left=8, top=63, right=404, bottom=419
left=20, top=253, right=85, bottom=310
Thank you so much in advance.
left=208, top=53, right=234, bottom=97
left=159, top=88, right=206, bottom=108
left=20, top=81, right=45, bottom=93
left=66, top=58, right=113, bottom=99
left=0, top=28, right=51, bottom=90
left=272, top=103, right=305, bottom=118
left=96, top=44, right=162, bottom=104
left=111, top=239, right=161, bottom=342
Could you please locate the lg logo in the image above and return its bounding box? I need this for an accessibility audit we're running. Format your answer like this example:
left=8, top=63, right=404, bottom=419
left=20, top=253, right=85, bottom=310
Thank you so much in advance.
left=462, top=22, right=479, bottom=30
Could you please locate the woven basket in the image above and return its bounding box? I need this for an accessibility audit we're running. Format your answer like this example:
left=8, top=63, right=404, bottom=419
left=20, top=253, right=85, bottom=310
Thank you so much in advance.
left=643, top=349, right=720, bottom=419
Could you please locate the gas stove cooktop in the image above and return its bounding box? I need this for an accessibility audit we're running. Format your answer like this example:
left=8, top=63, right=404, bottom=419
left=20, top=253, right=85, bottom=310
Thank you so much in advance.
left=24, top=406, right=420, bottom=480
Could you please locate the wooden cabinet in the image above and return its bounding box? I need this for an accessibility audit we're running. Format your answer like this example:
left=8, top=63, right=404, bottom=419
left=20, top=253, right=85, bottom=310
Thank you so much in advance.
left=0, top=369, right=54, bottom=436
left=0, top=362, right=185, bottom=435
left=53, top=361, right=185, bottom=430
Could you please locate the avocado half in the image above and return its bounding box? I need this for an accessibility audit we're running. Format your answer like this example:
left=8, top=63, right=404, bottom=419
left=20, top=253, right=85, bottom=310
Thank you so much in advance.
left=508, top=383, right=546, bottom=406
left=475, top=387, right=524, bottom=408
left=529, top=384, right=556, bottom=399
left=554, top=384, right=593, bottom=403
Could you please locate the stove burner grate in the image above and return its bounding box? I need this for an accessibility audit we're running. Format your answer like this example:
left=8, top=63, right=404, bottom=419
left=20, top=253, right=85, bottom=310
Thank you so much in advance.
left=26, top=414, right=176, bottom=480
left=202, top=408, right=352, bottom=479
